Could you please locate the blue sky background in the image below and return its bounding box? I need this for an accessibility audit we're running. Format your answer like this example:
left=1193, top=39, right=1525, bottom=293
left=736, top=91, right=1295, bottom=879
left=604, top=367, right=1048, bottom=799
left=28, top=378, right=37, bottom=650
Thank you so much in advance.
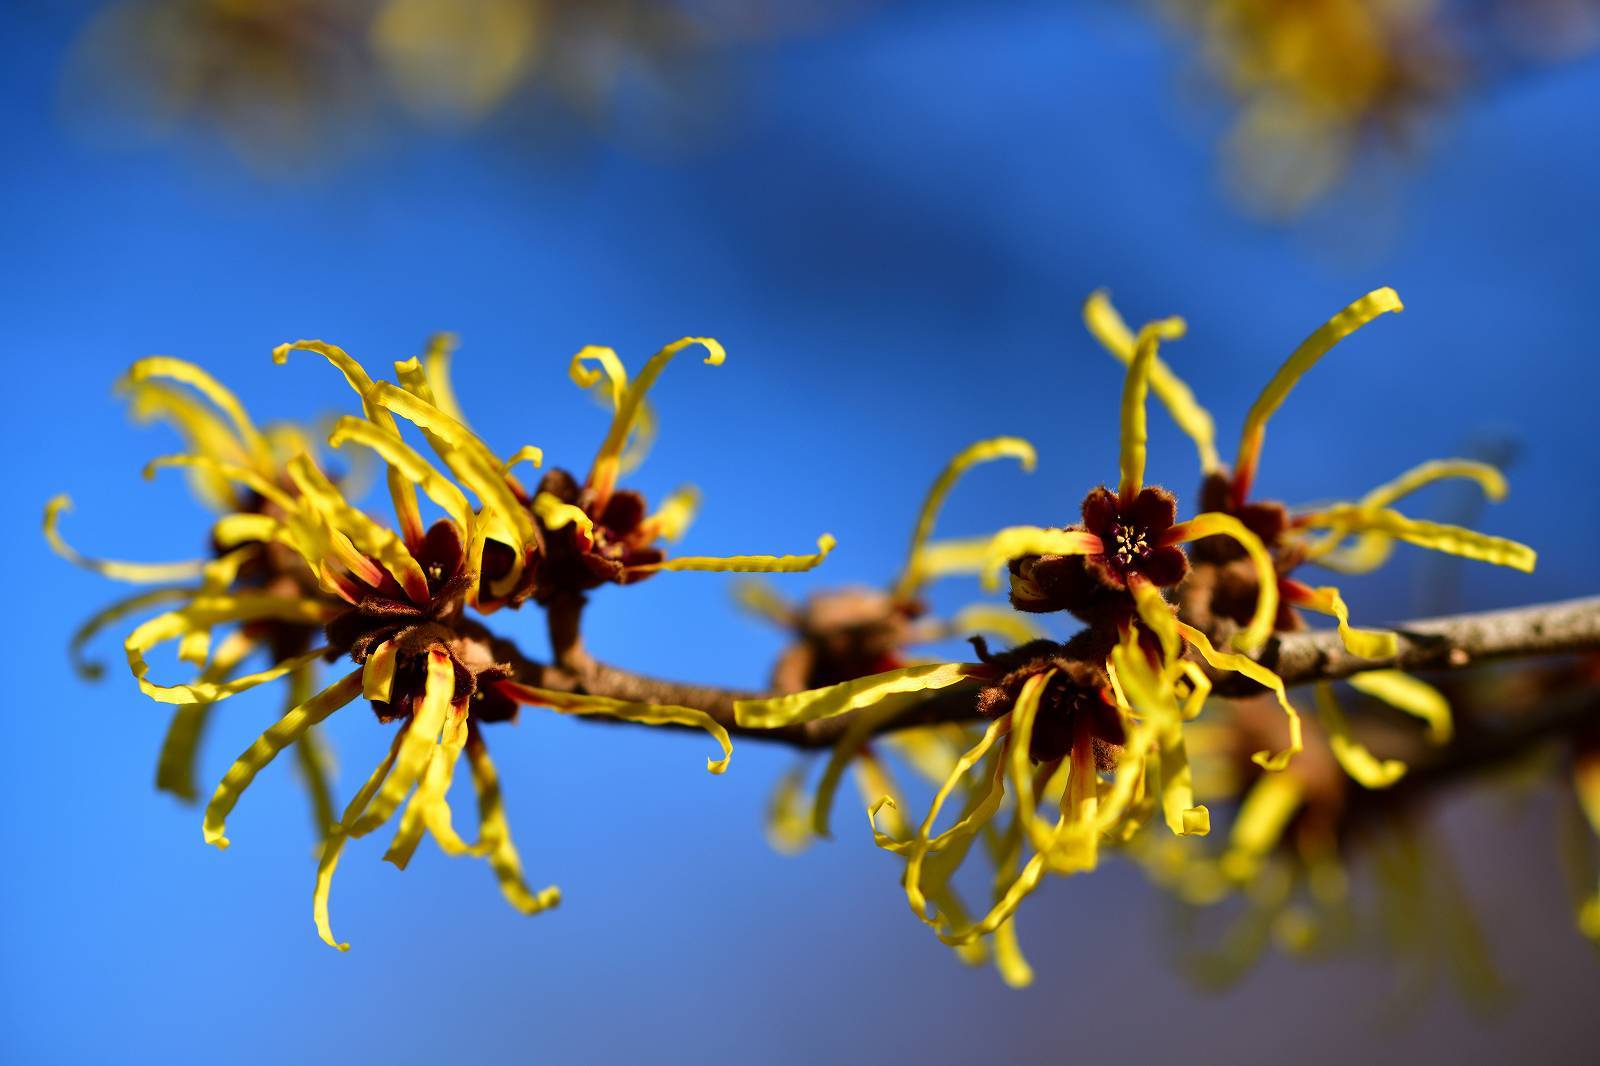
left=3, top=2, right=1598, bottom=1063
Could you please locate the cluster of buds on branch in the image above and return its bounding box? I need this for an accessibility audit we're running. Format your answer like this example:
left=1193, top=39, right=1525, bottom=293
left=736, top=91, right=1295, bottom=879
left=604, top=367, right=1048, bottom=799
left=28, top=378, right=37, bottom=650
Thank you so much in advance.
left=49, top=287, right=1596, bottom=989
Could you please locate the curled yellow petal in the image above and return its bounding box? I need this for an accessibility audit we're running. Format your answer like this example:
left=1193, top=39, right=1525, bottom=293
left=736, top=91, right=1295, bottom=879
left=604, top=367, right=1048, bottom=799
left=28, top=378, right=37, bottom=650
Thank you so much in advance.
left=1221, top=770, right=1303, bottom=882
left=1175, top=620, right=1303, bottom=771
left=643, top=533, right=837, bottom=575
left=810, top=700, right=907, bottom=839
left=1165, top=511, right=1277, bottom=652
left=639, top=485, right=701, bottom=544
left=124, top=595, right=329, bottom=704
left=765, top=760, right=817, bottom=854
left=936, top=605, right=1048, bottom=650
left=1234, top=288, right=1403, bottom=501
left=347, top=650, right=457, bottom=837
left=734, top=661, right=977, bottom=729
left=327, top=416, right=476, bottom=534
left=1284, top=583, right=1398, bottom=659
left=201, top=669, right=363, bottom=848
left=143, top=454, right=298, bottom=514
left=384, top=708, right=471, bottom=869
left=154, top=630, right=257, bottom=801
left=992, top=915, right=1034, bottom=988
left=122, top=380, right=250, bottom=509
left=531, top=492, right=594, bottom=544
left=286, top=454, right=431, bottom=603
left=892, top=436, right=1037, bottom=601
left=70, top=586, right=197, bottom=681
left=1115, top=638, right=1207, bottom=837
left=497, top=682, right=732, bottom=774
left=1004, top=671, right=1064, bottom=856
left=123, top=356, right=270, bottom=467
left=1306, top=459, right=1509, bottom=573
left=273, top=339, right=425, bottom=547
left=1347, top=670, right=1452, bottom=744
left=501, top=445, right=544, bottom=476
left=316, top=730, right=406, bottom=951
left=44, top=495, right=207, bottom=583
left=587, top=337, right=725, bottom=506
left=569, top=344, right=659, bottom=477
left=421, top=332, right=467, bottom=425
left=362, top=640, right=399, bottom=703
left=902, top=536, right=992, bottom=585
left=466, top=733, right=562, bottom=916
left=1314, top=683, right=1407, bottom=789
left=294, top=720, right=339, bottom=841
left=1299, top=505, right=1536, bottom=573
left=978, top=526, right=1102, bottom=592
left=1084, top=290, right=1218, bottom=472
left=1118, top=318, right=1187, bottom=503
left=729, top=578, right=796, bottom=627
left=902, top=714, right=1013, bottom=920
left=1129, top=575, right=1181, bottom=666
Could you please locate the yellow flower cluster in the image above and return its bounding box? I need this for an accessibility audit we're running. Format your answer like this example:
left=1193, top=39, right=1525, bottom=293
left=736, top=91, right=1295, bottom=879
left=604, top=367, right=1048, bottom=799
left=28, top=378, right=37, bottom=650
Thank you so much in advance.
left=736, top=285, right=1539, bottom=985
left=50, top=331, right=832, bottom=949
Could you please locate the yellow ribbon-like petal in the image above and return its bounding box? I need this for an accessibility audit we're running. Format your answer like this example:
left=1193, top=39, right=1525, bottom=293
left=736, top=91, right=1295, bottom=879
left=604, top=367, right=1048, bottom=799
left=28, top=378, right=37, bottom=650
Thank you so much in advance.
left=362, top=640, right=399, bottom=703
left=466, top=734, right=562, bottom=916
left=123, top=356, right=270, bottom=468
left=1084, top=290, right=1218, bottom=472
left=1118, top=318, right=1187, bottom=503
left=123, top=595, right=329, bottom=704
left=1165, top=511, right=1278, bottom=652
left=327, top=416, right=476, bottom=536
left=273, top=340, right=425, bottom=547
left=1286, top=583, right=1398, bottom=659
left=935, top=604, right=1048, bottom=650
left=729, top=578, right=796, bottom=628
left=639, top=485, right=701, bottom=544
left=1347, top=670, right=1452, bottom=744
left=892, top=436, right=1037, bottom=601
left=587, top=337, right=725, bottom=506
left=142, top=453, right=298, bottom=514
left=1220, top=770, right=1303, bottom=882
left=421, top=332, right=467, bottom=425
left=44, top=495, right=208, bottom=583
left=315, top=730, right=406, bottom=951
left=154, top=630, right=257, bottom=801
left=347, top=650, right=457, bottom=837
left=764, top=760, right=818, bottom=855
left=286, top=454, right=431, bottom=603
left=1175, top=620, right=1303, bottom=771
left=497, top=682, right=732, bottom=774
left=569, top=345, right=659, bottom=477
left=122, top=380, right=251, bottom=509
left=201, top=669, right=364, bottom=848
left=734, top=661, right=978, bottom=729
left=69, top=585, right=197, bottom=681
left=1314, top=683, right=1406, bottom=789
left=1299, top=505, right=1536, bottom=573
left=1233, top=288, right=1402, bottom=501
left=642, top=534, right=837, bottom=575
left=531, top=492, right=594, bottom=543
left=901, top=713, right=1014, bottom=921
left=809, top=699, right=911, bottom=839
left=1306, top=459, right=1509, bottom=573
left=384, top=708, right=471, bottom=869
left=977, top=526, right=1102, bottom=592
left=1115, top=637, right=1208, bottom=837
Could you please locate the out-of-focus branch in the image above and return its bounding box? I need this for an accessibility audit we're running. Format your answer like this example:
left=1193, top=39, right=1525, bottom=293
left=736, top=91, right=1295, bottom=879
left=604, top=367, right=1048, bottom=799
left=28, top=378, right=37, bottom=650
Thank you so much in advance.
left=503, top=595, right=1600, bottom=750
